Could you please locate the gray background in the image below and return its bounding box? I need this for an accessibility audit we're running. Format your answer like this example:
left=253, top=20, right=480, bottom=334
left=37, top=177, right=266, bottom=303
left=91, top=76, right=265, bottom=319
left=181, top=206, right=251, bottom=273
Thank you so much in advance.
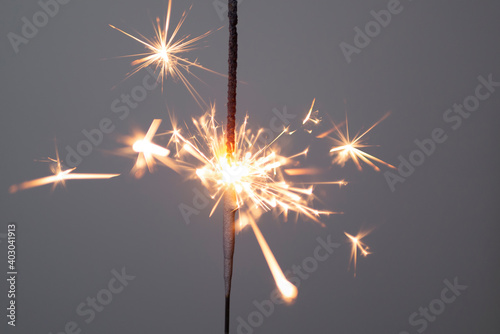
left=1, top=0, right=499, bottom=333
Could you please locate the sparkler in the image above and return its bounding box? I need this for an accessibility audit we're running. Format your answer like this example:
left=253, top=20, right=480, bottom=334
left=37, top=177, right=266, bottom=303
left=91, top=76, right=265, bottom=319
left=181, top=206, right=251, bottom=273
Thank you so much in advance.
left=117, top=105, right=392, bottom=332
left=4, top=0, right=398, bottom=331
left=224, top=2, right=238, bottom=332
left=136, top=105, right=346, bottom=328
left=320, top=112, right=395, bottom=171
left=11, top=2, right=394, bottom=332
left=109, top=0, right=221, bottom=109
left=109, top=3, right=387, bottom=330
left=158, top=109, right=339, bottom=330
left=9, top=142, right=119, bottom=193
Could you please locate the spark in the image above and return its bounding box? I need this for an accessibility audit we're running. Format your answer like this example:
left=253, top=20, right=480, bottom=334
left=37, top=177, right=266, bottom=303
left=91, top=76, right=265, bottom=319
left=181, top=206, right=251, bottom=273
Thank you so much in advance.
left=151, top=106, right=343, bottom=299
left=9, top=142, right=119, bottom=193
left=130, top=119, right=171, bottom=178
left=325, top=112, right=395, bottom=171
left=109, top=0, right=221, bottom=108
left=284, top=168, right=324, bottom=176
left=302, top=98, right=321, bottom=125
left=109, top=120, right=184, bottom=178
left=301, top=99, right=322, bottom=136
left=345, top=231, right=371, bottom=277
left=242, top=212, right=298, bottom=303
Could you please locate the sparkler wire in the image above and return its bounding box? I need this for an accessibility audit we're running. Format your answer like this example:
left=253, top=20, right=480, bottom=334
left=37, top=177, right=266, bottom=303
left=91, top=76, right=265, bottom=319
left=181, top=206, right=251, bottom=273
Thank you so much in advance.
left=224, top=1, right=238, bottom=333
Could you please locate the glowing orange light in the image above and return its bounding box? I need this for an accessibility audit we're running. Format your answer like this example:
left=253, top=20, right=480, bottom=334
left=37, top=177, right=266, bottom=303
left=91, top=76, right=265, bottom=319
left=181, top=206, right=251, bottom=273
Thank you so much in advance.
left=284, top=168, right=324, bottom=176
left=164, top=107, right=340, bottom=224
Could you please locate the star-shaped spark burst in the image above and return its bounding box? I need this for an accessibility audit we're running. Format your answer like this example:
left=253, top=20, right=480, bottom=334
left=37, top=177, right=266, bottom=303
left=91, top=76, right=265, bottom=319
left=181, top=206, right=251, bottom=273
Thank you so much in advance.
left=127, top=106, right=346, bottom=301
left=109, top=119, right=184, bottom=179
left=345, top=230, right=372, bottom=277
left=9, top=142, right=119, bottom=194
left=109, top=0, right=221, bottom=108
left=319, top=112, right=395, bottom=171
left=130, top=119, right=170, bottom=178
